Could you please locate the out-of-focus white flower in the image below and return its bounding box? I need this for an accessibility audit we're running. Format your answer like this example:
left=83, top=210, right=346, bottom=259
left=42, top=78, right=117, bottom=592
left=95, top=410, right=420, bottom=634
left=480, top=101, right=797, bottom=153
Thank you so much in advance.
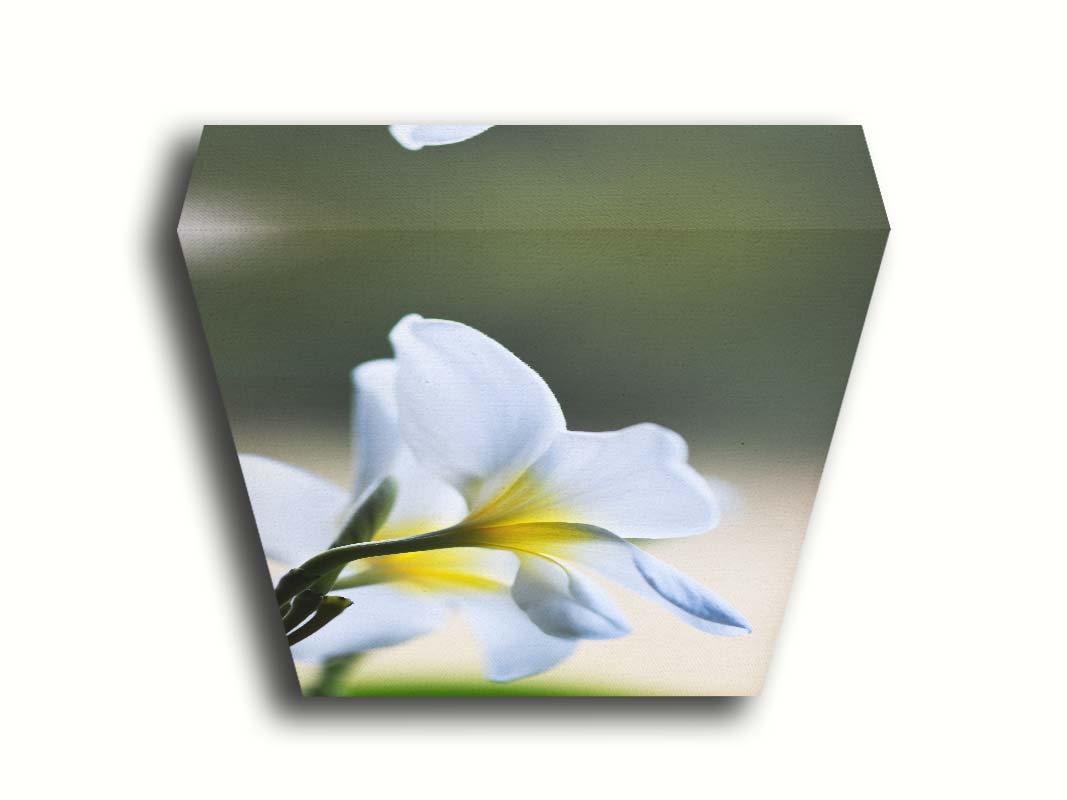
left=242, top=315, right=749, bottom=682
left=388, top=124, right=493, bottom=150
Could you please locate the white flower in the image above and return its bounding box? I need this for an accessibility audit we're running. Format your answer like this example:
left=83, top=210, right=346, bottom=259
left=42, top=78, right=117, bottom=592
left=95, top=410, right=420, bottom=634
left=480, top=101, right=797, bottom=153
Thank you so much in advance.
left=242, top=315, right=749, bottom=682
left=388, top=124, right=493, bottom=151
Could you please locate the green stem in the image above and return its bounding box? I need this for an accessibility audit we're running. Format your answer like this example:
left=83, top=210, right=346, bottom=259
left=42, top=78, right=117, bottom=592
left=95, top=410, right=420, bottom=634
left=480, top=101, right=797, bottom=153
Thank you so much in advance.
left=280, top=565, right=349, bottom=631
left=286, top=596, right=353, bottom=646
left=275, top=528, right=472, bottom=607
left=308, top=653, right=367, bottom=697
left=276, top=479, right=399, bottom=630
left=328, top=570, right=386, bottom=591
left=332, top=478, right=397, bottom=547
left=281, top=590, right=326, bottom=633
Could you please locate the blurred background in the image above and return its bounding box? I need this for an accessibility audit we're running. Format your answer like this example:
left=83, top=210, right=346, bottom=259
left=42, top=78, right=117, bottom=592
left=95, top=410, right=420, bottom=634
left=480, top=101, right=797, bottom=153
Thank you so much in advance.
left=180, top=126, right=887, bottom=695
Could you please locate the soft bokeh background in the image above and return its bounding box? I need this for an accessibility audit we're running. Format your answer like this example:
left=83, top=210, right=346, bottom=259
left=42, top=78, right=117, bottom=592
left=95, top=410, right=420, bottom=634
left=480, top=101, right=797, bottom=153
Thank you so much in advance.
left=179, top=126, right=887, bottom=695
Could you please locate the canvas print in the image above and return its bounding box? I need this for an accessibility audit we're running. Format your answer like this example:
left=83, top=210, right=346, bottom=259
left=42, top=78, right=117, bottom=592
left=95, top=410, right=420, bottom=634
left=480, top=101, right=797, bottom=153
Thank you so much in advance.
left=178, top=125, right=888, bottom=696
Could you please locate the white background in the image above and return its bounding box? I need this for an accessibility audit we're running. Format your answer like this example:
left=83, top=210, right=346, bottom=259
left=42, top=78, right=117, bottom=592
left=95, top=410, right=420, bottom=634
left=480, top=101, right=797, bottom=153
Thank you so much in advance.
left=5, top=2, right=1064, bottom=797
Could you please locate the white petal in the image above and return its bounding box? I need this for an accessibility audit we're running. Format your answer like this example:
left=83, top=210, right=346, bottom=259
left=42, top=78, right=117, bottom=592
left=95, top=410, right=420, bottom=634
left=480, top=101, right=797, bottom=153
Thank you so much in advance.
left=458, top=592, right=577, bottom=682
left=469, top=424, right=719, bottom=538
left=352, top=358, right=468, bottom=536
left=390, top=315, right=565, bottom=510
left=239, top=454, right=350, bottom=567
left=625, top=547, right=751, bottom=636
left=351, top=359, right=401, bottom=501
left=511, top=555, right=630, bottom=640
left=466, top=522, right=750, bottom=636
left=376, top=447, right=469, bottom=537
left=388, top=124, right=493, bottom=151
left=290, top=584, right=446, bottom=662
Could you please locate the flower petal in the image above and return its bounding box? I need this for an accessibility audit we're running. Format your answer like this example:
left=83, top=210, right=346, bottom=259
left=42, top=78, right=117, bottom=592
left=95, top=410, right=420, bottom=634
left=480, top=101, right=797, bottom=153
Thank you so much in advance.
left=511, top=555, right=630, bottom=640
left=390, top=315, right=565, bottom=510
left=351, top=359, right=401, bottom=502
left=376, top=448, right=469, bottom=537
left=458, top=592, right=577, bottom=682
left=469, top=424, right=719, bottom=538
left=290, top=584, right=447, bottom=662
left=465, top=522, right=750, bottom=636
left=355, top=546, right=518, bottom=592
left=352, top=358, right=468, bottom=537
left=388, top=124, right=493, bottom=151
left=239, top=454, right=349, bottom=567
left=626, top=546, right=751, bottom=636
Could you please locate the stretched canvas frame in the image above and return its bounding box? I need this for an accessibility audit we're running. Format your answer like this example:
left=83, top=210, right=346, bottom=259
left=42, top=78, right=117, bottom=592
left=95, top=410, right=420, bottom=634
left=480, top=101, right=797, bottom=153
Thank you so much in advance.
left=178, top=125, right=888, bottom=696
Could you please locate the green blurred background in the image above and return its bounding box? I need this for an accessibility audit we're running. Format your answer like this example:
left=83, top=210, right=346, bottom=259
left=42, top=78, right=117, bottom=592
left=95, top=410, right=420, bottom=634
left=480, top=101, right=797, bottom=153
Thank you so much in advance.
left=179, top=126, right=887, bottom=695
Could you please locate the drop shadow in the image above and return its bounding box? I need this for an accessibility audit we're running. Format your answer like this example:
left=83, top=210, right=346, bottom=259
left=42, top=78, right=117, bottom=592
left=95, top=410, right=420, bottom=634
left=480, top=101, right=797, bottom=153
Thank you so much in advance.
left=148, top=128, right=754, bottom=726
left=148, top=133, right=303, bottom=703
